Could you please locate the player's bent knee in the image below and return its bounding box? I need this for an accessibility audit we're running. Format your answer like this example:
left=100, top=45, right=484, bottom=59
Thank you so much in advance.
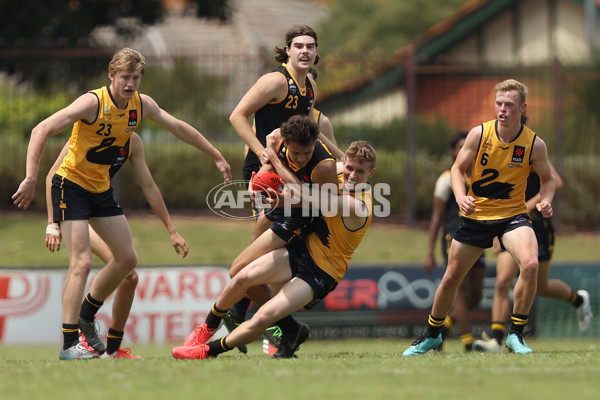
left=249, top=310, right=277, bottom=331
left=230, top=271, right=253, bottom=291
left=440, top=270, right=463, bottom=288
left=519, top=259, right=538, bottom=280
left=496, top=276, right=513, bottom=292
left=229, top=256, right=248, bottom=278
left=70, top=261, right=93, bottom=277
left=123, top=270, right=139, bottom=289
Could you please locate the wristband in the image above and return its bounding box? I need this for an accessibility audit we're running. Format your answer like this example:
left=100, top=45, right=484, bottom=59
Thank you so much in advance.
left=46, top=224, right=61, bottom=236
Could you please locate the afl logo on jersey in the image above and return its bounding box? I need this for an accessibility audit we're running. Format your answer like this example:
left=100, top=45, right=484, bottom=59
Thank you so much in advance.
left=103, top=105, right=112, bottom=123
left=128, top=110, right=138, bottom=126
left=511, top=145, right=525, bottom=163
left=288, top=78, right=298, bottom=94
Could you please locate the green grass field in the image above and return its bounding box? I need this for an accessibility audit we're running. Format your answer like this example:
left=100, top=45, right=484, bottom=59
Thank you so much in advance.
left=2, top=212, right=599, bottom=399
left=2, top=212, right=600, bottom=267
left=1, top=338, right=599, bottom=400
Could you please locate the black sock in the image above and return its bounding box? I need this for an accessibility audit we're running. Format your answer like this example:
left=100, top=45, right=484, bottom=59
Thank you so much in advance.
left=207, top=336, right=233, bottom=357
left=275, top=315, right=298, bottom=335
left=491, top=322, right=505, bottom=345
left=231, top=296, right=251, bottom=319
left=206, top=304, right=228, bottom=330
left=424, top=315, right=445, bottom=338
left=509, top=314, right=528, bottom=334
left=571, top=291, right=583, bottom=308
left=106, top=328, right=124, bottom=354
left=461, top=332, right=474, bottom=351
left=62, top=323, right=79, bottom=350
left=80, top=293, right=103, bottom=321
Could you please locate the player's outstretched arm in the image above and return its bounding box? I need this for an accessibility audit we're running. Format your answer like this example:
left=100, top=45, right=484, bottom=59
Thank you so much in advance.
left=230, top=73, right=288, bottom=162
left=13, top=93, right=98, bottom=209
left=128, top=133, right=189, bottom=258
left=531, top=137, right=555, bottom=218
left=141, top=94, right=232, bottom=183
left=43, top=141, right=70, bottom=253
left=451, top=126, right=481, bottom=216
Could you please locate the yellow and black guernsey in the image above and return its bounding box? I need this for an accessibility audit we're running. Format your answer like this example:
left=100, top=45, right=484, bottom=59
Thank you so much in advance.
left=56, top=86, right=142, bottom=193
left=246, top=63, right=315, bottom=171
left=313, top=108, right=321, bottom=125
left=108, top=138, right=131, bottom=179
left=306, top=174, right=373, bottom=282
left=466, top=119, right=536, bottom=220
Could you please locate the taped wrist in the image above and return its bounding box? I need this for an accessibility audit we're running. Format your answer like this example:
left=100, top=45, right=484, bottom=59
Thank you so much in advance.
left=46, top=224, right=61, bottom=236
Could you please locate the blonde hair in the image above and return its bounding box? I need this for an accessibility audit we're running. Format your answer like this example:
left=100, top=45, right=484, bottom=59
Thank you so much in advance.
left=494, top=79, right=528, bottom=104
left=108, top=48, right=146, bottom=75
left=346, top=141, right=376, bottom=168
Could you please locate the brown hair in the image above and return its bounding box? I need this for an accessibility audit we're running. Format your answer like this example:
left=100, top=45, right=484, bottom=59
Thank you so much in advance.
left=274, top=25, right=320, bottom=65
left=449, top=131, right=468, bottom=149
left=280, top=115, right=320, bottom=146
left=108, top=47, right=146, bottom=75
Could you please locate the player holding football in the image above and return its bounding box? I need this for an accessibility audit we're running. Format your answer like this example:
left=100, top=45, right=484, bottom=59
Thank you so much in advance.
left=225, top=25, right=342, bottom=354
left=172, top=139, right=376, bottom=360
left=195, top=115, right=338, bottom=358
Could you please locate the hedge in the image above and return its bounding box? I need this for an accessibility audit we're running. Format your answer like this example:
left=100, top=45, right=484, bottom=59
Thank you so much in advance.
left=3, top=139, right=599, bottom=229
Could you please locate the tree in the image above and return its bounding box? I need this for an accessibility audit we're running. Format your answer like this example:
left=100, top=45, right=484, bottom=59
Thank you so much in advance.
left=0, top=0, right=235, bottom=89
left=316, top=0, right=470, bottom=92
left=0, top=0, right=166, bottom=48
left=192, top=0, right=234, bottom=22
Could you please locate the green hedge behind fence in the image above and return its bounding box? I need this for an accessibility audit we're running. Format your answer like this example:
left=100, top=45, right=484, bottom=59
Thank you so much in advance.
left=3, top=139, right=599, bottom=229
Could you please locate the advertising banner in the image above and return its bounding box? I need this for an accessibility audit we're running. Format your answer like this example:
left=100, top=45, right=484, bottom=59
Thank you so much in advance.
left=0, top=267, right=230, bottom=344
left=3, top=262, right=597, bottom=344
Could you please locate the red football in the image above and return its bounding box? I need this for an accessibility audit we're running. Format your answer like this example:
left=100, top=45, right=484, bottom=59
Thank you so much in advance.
left=252, top=171, right=283, bottom=199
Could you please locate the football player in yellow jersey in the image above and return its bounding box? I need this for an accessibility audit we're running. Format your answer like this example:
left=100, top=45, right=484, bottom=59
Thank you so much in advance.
left=172, top=140, right=376, bottom=360
left=12, top=47, right=231, bottom=360
left=44, top=133, right=190, bottom=358
left=404, top=79, right=556, bottom=356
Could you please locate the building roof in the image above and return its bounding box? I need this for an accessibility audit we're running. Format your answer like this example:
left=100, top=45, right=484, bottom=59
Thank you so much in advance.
left=319, top=0, right=598, bottom=108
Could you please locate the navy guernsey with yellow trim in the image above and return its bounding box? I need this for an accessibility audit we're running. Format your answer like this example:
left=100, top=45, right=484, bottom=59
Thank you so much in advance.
left=465, top=119, right=536, bottom=220
left=245, top=63, right=315, bottom=172
left=275, top=138, right=334, bottom=183
left=56, top=86, right=142, bottom=193
left=271, top=137, right=335, bottom=219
